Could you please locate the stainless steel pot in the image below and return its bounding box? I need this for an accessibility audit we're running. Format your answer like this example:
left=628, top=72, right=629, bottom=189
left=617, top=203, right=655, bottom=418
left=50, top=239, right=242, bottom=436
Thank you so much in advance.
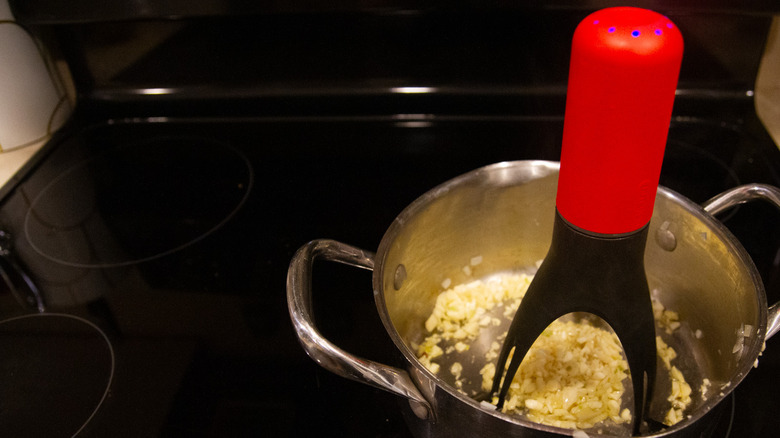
left=287, top=160, right=780, bottom=437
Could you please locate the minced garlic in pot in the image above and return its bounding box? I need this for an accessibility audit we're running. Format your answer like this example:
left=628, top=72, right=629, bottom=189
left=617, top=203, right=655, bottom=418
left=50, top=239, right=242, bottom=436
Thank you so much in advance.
left=479, top=319, right=631, bottom=429
left=416, top=272, right=694, bottom=431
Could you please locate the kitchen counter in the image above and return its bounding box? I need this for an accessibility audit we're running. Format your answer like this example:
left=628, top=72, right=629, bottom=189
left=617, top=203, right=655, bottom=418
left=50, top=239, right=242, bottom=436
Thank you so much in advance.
left=0, top=141, right=44, bottom=189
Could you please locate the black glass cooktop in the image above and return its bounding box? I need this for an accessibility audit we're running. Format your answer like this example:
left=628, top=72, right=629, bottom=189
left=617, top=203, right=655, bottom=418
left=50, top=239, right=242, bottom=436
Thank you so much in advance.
left=0, top=114, right=778, bottom=437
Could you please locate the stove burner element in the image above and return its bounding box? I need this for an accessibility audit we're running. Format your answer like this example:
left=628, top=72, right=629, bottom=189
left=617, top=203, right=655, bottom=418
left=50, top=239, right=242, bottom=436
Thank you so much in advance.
left=23, top=137, right=253, bottom=268
left=0, top=313, right=114, bottom=437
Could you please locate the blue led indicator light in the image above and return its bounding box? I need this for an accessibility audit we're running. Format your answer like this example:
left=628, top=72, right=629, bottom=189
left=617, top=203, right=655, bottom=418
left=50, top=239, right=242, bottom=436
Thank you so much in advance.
left=608, top=27, right=616, bottom=33
left=655, top=29, right=663, bottom=36
left=631, top=30, right=640, bottom=37
left=593, top=20, right=600, bottom=25
left=666, top=23, right=673, bottom=29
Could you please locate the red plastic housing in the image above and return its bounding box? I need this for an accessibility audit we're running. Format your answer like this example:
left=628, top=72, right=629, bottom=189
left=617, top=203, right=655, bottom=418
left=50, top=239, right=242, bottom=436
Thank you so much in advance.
left=556, top=7, right=684, bottom=235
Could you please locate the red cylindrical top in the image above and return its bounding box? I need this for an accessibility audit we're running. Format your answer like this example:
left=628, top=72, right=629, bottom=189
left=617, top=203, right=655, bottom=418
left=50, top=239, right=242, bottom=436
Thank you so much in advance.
left=556, top=7, right=683, bottom=234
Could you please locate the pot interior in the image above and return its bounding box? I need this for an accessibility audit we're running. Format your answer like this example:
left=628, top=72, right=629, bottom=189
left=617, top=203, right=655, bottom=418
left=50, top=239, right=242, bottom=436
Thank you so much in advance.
left=374, top=161, right=766, bottom=434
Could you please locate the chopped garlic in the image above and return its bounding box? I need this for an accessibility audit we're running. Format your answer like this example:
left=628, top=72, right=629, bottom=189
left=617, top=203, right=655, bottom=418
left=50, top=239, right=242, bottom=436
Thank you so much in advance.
left=657, top=336, right=677, bottom=369
left=451, top=362, right=463, bottom=379
left=487, top=319, right=630, bottom=429
left=701, top=378, right=711, bottom=401
left=653, top=298, right=682, bottom=335
left=418, top=272, right=693, bottom=431
left=657, top=339, right=693, bottom=425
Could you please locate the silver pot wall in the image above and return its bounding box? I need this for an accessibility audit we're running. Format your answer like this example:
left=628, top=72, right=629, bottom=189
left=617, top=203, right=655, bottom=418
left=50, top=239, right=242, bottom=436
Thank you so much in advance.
left=287, top=160, right=780, bottom=437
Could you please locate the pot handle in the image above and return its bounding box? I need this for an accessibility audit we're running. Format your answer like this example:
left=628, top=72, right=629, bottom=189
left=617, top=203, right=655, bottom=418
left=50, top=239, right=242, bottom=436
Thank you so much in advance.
left=702, top=184, right=780, bottom=339
left=286, top=239, right=434, bottom=418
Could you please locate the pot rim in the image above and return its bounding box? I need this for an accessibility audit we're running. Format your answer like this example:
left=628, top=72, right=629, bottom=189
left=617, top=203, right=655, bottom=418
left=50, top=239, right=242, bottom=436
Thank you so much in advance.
left=372, top=160, right=768, bottom=437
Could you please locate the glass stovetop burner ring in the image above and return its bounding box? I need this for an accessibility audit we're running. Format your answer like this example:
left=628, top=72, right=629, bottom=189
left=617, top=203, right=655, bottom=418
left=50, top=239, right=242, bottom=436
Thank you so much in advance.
left=23, top=136, right=254, bottom=268
left=0, top=312, right=114, bottom=436
left=660, top=137, right=741, bottom=206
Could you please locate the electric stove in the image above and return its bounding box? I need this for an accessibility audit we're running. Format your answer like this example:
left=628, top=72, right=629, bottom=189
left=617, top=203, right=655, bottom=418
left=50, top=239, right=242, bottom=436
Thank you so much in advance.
left=1, top=3, right=779, bottom=437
